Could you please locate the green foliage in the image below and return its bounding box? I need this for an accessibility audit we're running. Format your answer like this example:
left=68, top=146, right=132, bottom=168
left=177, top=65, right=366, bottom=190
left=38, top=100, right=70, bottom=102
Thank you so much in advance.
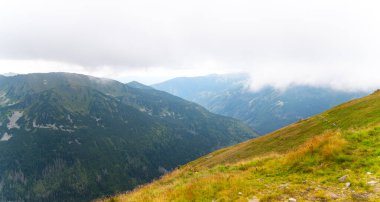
left=106, top=127, right=380, bottom=201
left=0, top=73, right=256, bottom=202
left=102, top=90, right=380, bottom=201
left=154, top=74, right=366, bottom=134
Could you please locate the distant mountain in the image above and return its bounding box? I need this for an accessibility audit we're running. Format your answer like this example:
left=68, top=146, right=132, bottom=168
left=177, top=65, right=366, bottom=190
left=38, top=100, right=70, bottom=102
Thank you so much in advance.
left=102, top=88, right=380, bottom=202
left=126, top=81, right=154, bottom=90
left=153, top=74, right=367, bottom=134
left=2, top=72, right=18, bottom=77
left=0, top=73, right=256, bottom=202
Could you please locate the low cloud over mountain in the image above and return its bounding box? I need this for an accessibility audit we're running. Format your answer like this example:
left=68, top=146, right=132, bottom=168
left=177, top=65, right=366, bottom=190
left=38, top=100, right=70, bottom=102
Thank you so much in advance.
left=1, top=0, right=379, bottom=90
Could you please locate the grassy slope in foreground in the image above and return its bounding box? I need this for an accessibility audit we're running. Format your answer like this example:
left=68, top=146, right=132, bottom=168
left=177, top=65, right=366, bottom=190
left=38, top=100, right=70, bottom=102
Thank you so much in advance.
left=99, top=90, right=380, bottom=201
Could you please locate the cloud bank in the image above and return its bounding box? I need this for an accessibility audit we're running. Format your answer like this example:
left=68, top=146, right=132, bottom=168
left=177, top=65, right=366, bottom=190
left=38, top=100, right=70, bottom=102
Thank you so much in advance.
left=0, top=0, right=379, bottom=90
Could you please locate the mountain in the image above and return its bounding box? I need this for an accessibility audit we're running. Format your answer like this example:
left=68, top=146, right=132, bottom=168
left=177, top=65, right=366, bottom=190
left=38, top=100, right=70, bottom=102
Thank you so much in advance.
left=0, top=73, right=256, bottom=202
left=153, top=74, right=367, bottom=134
left=1, top=72, right=18, bottom=77
left=101, top=90, right=380, bottom=201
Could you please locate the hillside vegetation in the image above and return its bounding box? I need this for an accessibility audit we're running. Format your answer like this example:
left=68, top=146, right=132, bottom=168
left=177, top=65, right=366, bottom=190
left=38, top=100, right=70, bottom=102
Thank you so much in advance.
left=153, top=74, right=365, bottom=134
left=99, top=90, right=380, bottom=201
left=0, top=73, right=256, bottom=202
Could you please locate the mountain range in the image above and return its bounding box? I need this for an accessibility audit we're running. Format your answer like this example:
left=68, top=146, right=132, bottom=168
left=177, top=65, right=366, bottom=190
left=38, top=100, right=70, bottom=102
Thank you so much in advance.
left=0, top=73, right=256, bottom=202
left=153, top=74, right=367, bottom=134
left=102, top=87, right=380, bottom=201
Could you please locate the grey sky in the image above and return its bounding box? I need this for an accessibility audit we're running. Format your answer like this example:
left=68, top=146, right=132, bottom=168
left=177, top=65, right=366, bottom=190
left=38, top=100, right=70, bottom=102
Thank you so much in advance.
left=0, top=0, right=379, bottom=90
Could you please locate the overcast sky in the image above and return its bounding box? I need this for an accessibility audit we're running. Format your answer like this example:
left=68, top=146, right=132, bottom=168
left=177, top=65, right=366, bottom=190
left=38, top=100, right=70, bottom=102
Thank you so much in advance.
left=0, top=0, right=379, bottom=91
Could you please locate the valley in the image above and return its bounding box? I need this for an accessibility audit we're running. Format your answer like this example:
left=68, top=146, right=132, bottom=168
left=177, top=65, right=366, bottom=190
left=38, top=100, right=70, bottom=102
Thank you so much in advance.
left=100, top=89, right=380, bottom=201
left=153, top=74, right=366, bottom=134
left=0, top=73, right=256, bottom=202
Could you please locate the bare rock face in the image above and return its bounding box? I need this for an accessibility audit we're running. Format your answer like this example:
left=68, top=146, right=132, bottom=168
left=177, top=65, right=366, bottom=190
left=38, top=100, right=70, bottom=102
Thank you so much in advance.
left=6, top=111, right=23, bottom=129
left=288, top=198, right=297, bottom=202
left=338, top=175, right=348, bottom=182
left=0, top=132, right=12, bottom=141
left=368, top=181, right=377, bottom=185
left=248, top=196, right=259, bottom=202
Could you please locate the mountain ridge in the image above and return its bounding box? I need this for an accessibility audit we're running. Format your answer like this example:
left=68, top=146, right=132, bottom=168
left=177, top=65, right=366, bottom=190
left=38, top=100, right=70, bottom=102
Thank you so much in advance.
left=100, top=89, right=380, bottom=201
left=153, top=74, right=367, bottom=134
left=0, top=72, right=256, bottom=202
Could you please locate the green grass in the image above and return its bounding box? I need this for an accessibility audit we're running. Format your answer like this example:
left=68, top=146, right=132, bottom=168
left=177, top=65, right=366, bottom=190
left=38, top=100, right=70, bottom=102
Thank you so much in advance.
left=186, top=90, right=380, bottom=169
left=99, top=127, right=380, bottom=202
left=97, top=91, right=380, bottom=201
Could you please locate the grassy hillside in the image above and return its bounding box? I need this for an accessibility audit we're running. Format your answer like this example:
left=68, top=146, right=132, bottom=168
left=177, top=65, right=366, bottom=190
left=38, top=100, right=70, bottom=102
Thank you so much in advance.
left=98, top=90, right=380, bottom=201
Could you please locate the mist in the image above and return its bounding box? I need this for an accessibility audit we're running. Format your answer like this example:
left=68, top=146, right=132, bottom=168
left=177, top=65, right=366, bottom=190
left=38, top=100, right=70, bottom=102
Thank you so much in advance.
left=0, top=0, right=379, bottom=91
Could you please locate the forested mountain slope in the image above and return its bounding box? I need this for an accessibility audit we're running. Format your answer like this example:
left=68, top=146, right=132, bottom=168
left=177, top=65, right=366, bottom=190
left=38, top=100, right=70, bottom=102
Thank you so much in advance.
left=102, top=90, right=380, bottom=201
left=0, top=73, right=256, bottom=202
left=154, top=74, right=366, bottom=134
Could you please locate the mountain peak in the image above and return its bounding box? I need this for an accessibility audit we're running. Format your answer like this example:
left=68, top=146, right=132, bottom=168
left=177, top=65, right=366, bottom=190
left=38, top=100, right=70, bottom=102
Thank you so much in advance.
left=153, top=74, right=366, bottom=134
left=2, top=72, right=18, bottom=77
left=0, top=72, right=255, bottom=202
left=126, top=81, right=152, bottom=89
left=102, top=84, right=380, bottom=202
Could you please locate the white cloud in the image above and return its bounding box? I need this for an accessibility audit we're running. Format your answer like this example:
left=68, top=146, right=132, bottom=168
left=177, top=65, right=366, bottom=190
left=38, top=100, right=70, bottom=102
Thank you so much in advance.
left=0, top=59, right=231, bottom=84
left=0, top=0, right=379, bottom=90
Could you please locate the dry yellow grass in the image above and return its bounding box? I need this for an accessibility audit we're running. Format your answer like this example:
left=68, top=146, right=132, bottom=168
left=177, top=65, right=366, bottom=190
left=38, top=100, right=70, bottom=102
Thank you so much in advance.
left=97, top=130, right=368, bottom=202
left=97, top=90, right=380, bottom=202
